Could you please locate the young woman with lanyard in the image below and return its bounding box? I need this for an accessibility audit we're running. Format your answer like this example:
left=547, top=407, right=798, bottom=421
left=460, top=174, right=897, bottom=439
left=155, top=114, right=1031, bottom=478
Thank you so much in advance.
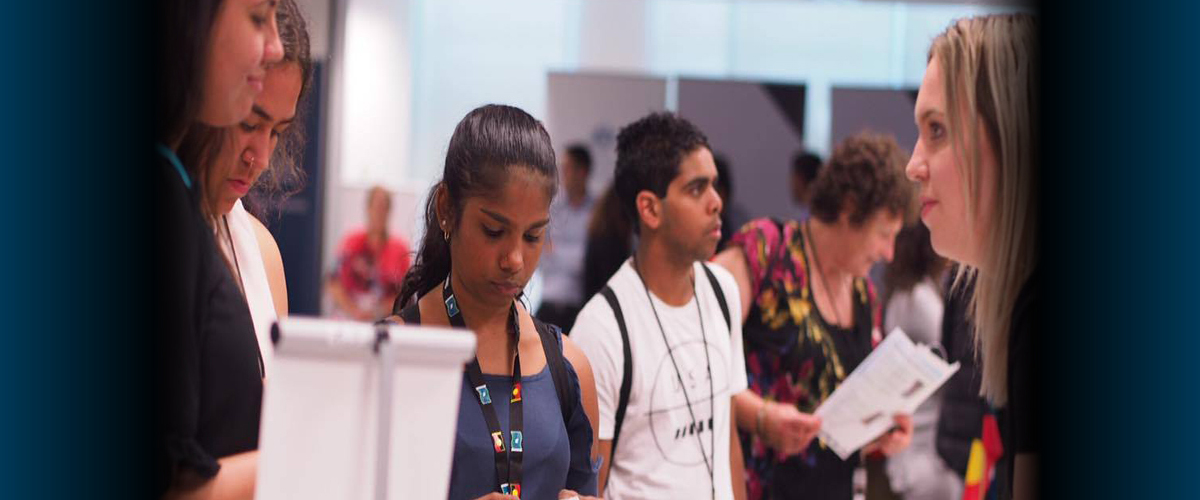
left=153, top=0, right=282, bottom=497
left=385, top=104, right=601, bottom=500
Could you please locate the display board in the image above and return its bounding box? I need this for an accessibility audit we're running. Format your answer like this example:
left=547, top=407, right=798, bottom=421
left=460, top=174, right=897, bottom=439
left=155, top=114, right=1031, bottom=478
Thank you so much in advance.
left=256, top=318, right=475, bottom=500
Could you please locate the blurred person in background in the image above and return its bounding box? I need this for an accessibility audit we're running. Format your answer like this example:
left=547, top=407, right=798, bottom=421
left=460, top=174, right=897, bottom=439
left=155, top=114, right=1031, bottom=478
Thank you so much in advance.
left=905, top=14, right=1038, bottom=500
left=153, top=0, right=283, bottom=496
left=536, top=143, right=595, bottom=332
left=713, top=153, right=750, bottom=252
left=789, top=150, right=821, bottom=222
left=327, top=185, right=412, bottom=320
left=713, top=132, right=915, bottom=500
left=880, top=222, right=958, bottom=500
left=934, top=271, right=986, bottom=490
left=178, top=0, right=311, bottom=375
left=581, top=185, right=633, bottom=306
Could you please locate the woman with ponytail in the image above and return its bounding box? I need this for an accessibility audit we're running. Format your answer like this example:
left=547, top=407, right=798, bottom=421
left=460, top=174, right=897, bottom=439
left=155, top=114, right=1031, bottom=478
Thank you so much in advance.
left=387, top=104, right=600, bottom=500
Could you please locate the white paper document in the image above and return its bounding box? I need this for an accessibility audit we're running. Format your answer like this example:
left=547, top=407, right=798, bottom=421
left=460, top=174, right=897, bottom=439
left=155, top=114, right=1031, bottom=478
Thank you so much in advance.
left=814, top=328, right=959, bottom=460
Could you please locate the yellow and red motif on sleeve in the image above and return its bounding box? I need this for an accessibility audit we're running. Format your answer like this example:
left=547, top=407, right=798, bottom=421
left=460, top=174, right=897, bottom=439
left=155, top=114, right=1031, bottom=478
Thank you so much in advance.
left=961, top=413, right=1004, bottom=500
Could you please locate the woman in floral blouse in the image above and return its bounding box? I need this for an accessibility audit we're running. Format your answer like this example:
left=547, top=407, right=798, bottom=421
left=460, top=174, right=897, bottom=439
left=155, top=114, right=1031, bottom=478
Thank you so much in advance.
left=713, top=132, right=917, bottom=500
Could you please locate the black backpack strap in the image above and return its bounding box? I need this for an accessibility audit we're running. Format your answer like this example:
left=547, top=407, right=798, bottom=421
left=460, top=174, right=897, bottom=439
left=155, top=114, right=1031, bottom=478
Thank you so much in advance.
left=701, top=263, right=732, bottom=334
left=534, top=319, right=575, bottom=423
left=600, top=285, right=633, bottom=471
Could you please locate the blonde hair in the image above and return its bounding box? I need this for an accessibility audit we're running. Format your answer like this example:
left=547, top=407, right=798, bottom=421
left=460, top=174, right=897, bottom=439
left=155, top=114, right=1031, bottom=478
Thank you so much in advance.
left=931, top=13, right=1038, bottom=406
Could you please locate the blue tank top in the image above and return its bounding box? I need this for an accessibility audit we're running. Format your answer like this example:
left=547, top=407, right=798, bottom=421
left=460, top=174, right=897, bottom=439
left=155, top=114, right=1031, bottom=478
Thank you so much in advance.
left=394, top=303, right=598, bottom=498
left=447, top=357, right=597, bottom=499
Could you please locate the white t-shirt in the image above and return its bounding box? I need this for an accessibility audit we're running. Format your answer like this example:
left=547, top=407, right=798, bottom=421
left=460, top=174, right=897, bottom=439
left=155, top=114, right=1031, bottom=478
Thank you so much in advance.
left=883, top=277, right=944, bottom=346
left=572, top=259, right=748, bottom=500
left=218, top=200, right=278, bottom=374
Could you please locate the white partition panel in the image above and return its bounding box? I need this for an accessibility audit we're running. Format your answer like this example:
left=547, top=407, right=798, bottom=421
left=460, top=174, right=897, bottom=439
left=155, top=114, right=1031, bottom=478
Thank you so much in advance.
left=257, top=318, right=475, bottom=500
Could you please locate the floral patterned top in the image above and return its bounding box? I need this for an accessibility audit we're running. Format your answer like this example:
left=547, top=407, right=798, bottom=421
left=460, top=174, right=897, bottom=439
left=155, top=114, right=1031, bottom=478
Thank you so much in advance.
left=731, top=218, right=881, bottom=500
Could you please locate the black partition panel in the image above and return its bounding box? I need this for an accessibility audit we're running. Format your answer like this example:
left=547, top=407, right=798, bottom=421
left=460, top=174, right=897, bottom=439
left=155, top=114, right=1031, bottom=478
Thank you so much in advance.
left=264, top=61, right=326, bottom=316
left=830, top=87, right=919, bottom=154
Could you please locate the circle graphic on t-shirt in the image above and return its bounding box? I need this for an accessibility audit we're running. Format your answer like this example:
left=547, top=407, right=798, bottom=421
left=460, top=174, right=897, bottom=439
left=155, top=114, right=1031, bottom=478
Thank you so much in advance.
left=646, top=339, right=730, bottom=465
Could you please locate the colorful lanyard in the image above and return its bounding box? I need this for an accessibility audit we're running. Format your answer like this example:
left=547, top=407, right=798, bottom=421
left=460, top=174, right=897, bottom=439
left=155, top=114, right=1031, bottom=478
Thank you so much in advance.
left=443, top=278, right=524, bottom=498
left=156, top=143, right=192, bottom=189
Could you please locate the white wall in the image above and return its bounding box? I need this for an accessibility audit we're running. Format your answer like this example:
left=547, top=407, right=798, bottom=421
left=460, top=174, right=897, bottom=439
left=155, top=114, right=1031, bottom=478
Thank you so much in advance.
left=320, top=0, right=416, bottom=299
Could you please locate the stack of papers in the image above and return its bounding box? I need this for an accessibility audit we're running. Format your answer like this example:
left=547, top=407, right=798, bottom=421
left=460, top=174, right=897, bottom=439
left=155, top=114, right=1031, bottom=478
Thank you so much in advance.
left=814, top=328, right=959, bottom=459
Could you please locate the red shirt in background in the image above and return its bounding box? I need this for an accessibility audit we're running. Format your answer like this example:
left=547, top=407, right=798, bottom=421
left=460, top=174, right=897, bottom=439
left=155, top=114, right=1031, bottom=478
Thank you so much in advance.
left=332, top=230, right=411, bottom=315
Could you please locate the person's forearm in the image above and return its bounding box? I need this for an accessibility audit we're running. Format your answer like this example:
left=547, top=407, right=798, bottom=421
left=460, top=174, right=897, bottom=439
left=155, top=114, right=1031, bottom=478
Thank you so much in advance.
left=377, top=293, right=399, bottom=318
left=730, top=415, right=747, bottom=500
left=732, top=390, right=765, bottom=434
left=167, top=451, right=257, bottom=500
left=596, top=440, right=614, bottom=493
left=327, top=281, right=365, bottom=318
left=1013, top=453, right=1038, bottom=500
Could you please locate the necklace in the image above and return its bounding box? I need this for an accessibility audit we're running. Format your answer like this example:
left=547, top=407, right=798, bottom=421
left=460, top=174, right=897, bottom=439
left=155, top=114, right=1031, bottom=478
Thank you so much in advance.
left=222, top=215, right=244, bottom=295
left=632, top=257, right=716, bottom=500
left=804, top=221, right=848, bottom=327
left=222, top=213, right=263, bottom=378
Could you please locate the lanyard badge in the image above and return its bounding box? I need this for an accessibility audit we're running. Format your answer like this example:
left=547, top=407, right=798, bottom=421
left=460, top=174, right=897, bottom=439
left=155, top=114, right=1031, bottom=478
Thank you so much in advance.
left=444, top=278, right=524, bottom=497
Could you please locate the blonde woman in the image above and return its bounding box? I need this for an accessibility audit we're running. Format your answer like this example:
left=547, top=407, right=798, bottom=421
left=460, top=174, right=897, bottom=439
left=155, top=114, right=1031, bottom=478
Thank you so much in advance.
left=905, top=14, right=1038, bottom=500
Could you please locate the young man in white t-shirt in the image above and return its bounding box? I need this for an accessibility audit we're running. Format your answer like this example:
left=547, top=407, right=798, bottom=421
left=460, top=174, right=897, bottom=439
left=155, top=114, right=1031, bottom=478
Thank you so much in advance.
left=570, top=112, right=748, bottom=500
